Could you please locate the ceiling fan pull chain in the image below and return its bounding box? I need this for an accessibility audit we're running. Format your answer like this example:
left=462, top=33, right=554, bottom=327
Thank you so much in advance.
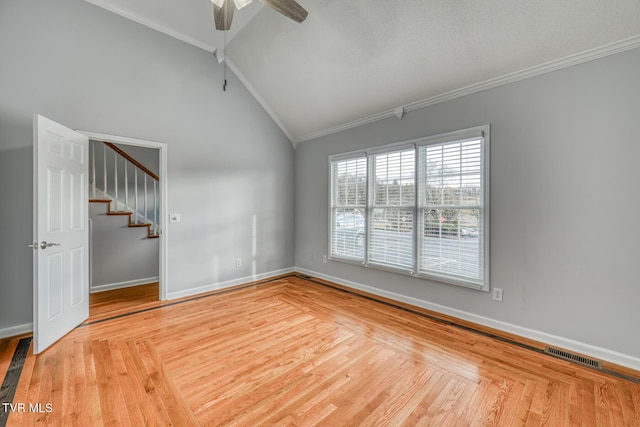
left=223, top=30, right=228, bottom=91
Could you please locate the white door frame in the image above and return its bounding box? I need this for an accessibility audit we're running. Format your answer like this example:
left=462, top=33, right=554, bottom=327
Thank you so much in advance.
left=78, top=131, right=169, bottom=301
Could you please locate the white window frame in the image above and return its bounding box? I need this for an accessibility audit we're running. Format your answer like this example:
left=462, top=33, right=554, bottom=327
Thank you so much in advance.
left=328, top=153, right=367, bottom=262
left=367, top=146, right=416, bottom=272
left=416, top=126, right=490, bottom=290
left=328, top=125, right=490, bottom=291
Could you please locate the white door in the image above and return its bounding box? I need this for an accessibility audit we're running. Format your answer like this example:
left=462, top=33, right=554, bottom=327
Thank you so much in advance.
left=32, top=115, right=89, bottom=354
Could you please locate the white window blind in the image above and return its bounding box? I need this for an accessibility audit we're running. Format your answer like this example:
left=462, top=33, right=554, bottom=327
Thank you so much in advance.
left=368, top=149, right=415, bottom=270
left=330, top=156, right=367, bottom=260
left=418, top=137, right=485, bottom=286
left=328, top=125, right=489, bottom=290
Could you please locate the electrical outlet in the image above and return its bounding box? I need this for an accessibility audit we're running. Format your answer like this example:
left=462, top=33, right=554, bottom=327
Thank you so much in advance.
left=492, top=288, right=503, bottom=302
left=323, top=255, right=327, bottom=264
left=236, top=258, right=241, bottom=268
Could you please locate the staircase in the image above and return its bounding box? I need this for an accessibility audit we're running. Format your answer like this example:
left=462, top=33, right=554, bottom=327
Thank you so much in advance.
left=89, top=141, right=160, bottom=239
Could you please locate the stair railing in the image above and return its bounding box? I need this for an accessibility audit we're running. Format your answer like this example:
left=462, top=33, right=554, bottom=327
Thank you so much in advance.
left=90, top=141, right=160, bottom=236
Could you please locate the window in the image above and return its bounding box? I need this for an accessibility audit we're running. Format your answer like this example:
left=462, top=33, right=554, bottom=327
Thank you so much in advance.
left=329, top=126, right=489, bottom=290
left=330, top=156, right=367, bottom=261
left=369, top=149, right=415, bottom=270
left=417, top=137, right=485, bottom=286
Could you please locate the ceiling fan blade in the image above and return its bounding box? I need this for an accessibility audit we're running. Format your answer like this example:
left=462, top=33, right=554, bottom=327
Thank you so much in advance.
left=259, top=0, right=308, bottom=23
left=213, top=0, right=235, bottom=31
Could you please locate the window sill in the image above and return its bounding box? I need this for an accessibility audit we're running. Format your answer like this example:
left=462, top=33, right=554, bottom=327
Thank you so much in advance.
left=328, top=255, right=488, bottom=291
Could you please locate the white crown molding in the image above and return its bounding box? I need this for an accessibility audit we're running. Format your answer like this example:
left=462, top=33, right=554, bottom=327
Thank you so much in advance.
left=225, top=58, right=297, bottom=147
left=297, top=35, right=640, bottom=143
left=84, top=0, right=218, bottom=53
left=79, top=1, right=640, bottom=148
left=295, top=268, right=640, bottom=372
left=82, top=1, right=292, bottom=145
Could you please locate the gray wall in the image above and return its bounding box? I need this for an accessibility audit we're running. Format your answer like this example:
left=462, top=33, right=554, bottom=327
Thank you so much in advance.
left=114, top=143, right=160, bottom=177
left=296, top=47, right=640, bottom=359
left=0, top=0, right=294, bottom=331
left=89, top=143, right=160, bottom=290
left=90, top=203, right=159, bottom=290
left=0, top=147, right=33, bottom=330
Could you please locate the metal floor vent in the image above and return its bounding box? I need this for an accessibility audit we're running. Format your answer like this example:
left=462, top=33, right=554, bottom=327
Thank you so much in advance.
left=544, top=346, right=603, bottom=369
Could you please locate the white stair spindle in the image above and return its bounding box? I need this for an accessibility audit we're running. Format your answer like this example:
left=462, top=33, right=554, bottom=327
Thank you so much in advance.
left=96, top=144, right=160, bottom=238
left=144, top=175, right=148, bottom=224
left=134, top=169, right=139, bottom=224
left=91, top=142, right=96, bottom=198
left=124, top=160, right=129, bottom=209
left=103, top=143, right=107, bottom=194
left=153, top=180, right=157, bottom=235
left=114, top=151, right=118, bottom=209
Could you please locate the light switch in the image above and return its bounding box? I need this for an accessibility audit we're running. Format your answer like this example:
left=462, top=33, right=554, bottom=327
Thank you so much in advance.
left=170, top=213, right=181, bottom=223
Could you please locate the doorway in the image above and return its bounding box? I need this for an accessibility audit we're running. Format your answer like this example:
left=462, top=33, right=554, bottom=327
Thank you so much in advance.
left=80, top=131, right=168, bottom=313
left=32, top=116, right=169, bottom=354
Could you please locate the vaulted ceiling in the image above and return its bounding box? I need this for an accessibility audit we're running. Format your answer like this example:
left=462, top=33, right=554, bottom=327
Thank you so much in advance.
left=86, top=0, right=640, bottom=144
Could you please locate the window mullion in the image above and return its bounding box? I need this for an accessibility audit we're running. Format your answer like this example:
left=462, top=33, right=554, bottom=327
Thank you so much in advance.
left=365, top=153, right=374, bottom=265
left=413, top=145, right=419, bottom=275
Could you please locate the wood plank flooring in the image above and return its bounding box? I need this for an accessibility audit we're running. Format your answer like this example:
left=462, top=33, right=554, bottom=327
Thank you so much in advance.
left=88, top=282, right=159, bottom=322
left=2, top=275, right=639, bottom=426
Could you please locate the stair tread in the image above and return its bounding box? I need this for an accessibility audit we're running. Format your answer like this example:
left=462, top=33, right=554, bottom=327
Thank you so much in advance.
left=92, top=203, right=158, bottom=238
left=89, top=145, right=159, bottom=240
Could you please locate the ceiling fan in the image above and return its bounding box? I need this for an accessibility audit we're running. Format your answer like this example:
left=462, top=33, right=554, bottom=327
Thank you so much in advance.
left=211, top=0, right=308, bottom=31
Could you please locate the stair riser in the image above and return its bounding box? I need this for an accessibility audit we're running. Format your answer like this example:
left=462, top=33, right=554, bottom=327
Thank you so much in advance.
left=90, top=200, right=159, bottom=239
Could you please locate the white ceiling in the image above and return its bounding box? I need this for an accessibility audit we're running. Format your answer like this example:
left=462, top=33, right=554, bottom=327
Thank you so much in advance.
left=87, top=0, right=640, bottom=144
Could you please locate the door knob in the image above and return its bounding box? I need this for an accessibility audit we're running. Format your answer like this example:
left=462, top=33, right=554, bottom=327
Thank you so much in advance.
left=40, top=241, right=61, bottom=249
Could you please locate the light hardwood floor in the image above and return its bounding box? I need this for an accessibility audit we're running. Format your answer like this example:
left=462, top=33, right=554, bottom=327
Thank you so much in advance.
left=2, top=275, right=639, bottom=426
left=88, top=282, right=160, bottom=322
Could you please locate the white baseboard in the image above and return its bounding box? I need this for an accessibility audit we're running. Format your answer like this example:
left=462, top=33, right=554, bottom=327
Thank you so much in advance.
left=0, top=323, right=33, bottom=339
left=165, top=268, right=295, bottom=300
left=0, top=268, right=286, bottom=339
left=91, top=277, right=159, bottom=293
left=295, top=267, right=640, bottom=372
